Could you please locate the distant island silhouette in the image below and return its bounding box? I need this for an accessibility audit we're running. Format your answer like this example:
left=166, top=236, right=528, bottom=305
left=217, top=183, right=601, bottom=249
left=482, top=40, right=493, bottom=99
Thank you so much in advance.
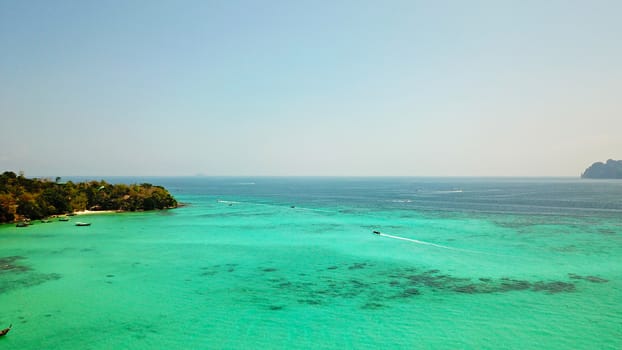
left=581, top=159, right=622, bottom=179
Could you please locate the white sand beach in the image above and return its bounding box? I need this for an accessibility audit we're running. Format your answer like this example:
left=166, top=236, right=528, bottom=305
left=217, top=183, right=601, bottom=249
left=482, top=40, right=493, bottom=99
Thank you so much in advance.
left=73, top=210, right=119, bottom=215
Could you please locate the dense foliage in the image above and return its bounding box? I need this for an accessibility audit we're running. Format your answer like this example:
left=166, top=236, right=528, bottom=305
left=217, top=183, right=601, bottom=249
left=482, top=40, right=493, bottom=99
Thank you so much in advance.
left=0, top=171, right=177, bottom=223
left=582, top=159, right=622, bottom=179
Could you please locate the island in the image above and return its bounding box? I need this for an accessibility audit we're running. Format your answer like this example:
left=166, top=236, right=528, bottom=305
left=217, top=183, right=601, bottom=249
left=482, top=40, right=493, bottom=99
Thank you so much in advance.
left=581, top=159, right=622, bottom=179
left=0, top=171, right=177, bottom=224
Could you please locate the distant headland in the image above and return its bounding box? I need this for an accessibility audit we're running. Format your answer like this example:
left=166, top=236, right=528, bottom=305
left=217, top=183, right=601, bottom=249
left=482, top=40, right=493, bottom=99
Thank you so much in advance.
left=581, top=159, right=622, bottom=179
left=0, top=171, right=178, bottom=223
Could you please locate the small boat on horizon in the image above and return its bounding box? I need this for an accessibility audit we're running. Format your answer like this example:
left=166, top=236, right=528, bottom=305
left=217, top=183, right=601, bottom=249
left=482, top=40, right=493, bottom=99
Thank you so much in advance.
left=75, top=222, right=91, bottom=226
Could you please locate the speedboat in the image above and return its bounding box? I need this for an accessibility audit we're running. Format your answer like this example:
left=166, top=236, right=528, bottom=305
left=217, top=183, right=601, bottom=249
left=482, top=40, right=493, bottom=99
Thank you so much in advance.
left=373, top=230, right=381, bottom=235
left=75, top=222, right=91, bottom=226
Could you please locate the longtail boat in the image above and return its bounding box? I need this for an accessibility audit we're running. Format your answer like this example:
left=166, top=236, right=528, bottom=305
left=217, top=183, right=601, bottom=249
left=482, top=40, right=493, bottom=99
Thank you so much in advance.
left=0, top=324, right=11, bottom=336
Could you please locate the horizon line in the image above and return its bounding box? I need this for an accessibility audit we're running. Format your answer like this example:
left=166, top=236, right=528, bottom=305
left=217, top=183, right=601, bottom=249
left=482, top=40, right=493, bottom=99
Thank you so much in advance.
left=31, top=174, right=586, bottom=179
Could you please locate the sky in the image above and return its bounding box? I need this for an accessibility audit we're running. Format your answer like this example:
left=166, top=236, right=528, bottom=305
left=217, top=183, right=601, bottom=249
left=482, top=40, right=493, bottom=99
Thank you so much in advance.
left=1, top=0, right=621, bottom=176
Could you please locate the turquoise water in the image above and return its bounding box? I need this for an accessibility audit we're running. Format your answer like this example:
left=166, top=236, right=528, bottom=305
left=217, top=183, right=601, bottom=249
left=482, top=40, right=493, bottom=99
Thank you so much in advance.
left=1, top=177, right=621, bottom=349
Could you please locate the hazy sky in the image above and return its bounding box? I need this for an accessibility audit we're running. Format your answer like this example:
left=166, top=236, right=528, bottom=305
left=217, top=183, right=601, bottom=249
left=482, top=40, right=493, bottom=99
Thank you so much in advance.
left=1, top=0, right=620, bottom=176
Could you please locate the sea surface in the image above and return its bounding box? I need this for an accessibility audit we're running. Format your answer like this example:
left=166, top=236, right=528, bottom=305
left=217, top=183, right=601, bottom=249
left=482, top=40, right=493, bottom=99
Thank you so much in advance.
left=1, top=177, right=621, bottom=349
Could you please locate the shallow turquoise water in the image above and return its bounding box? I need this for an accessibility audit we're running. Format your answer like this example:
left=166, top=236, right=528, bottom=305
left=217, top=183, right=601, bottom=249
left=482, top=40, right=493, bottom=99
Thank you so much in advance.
left=1, top=178, right=621, bottom=349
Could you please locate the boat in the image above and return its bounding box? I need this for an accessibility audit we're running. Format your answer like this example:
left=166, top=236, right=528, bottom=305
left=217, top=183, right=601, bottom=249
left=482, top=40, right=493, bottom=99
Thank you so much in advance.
left=75, top=222, right=91, bottom=226
left=16, top=222, right=28, bottom=228
left=59, top=217, right=69, bottom=221
left=41, top=219, right=51, bottom=223
left=373, top=230, right=381, bottom=235
left=0, top=324, right=11, bottom=336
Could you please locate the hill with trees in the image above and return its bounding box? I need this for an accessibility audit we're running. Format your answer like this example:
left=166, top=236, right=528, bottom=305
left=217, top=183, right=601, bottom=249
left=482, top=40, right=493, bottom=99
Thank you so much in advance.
left=0, top=171, right=177, bottom=223
left=581, top=159, right=622, bottom=179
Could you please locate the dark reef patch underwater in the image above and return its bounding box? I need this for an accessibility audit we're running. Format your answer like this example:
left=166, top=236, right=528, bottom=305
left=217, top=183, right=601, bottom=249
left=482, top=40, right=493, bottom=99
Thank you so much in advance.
left=0, top=255, right=62, bottom=295
left=196, top=261, right=608, bottom=310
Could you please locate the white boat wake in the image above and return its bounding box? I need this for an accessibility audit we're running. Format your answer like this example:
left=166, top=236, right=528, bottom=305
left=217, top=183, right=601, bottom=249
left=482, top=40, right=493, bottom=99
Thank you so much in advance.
left=217, top=200, right=241, bottom=204
left=292, top=207, right=335, bottom=213
left=219, top=199, right=335, bottom=213
left=377, top=232, right=463, bottom=251
left=375, top=232, right=504, bottom=256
